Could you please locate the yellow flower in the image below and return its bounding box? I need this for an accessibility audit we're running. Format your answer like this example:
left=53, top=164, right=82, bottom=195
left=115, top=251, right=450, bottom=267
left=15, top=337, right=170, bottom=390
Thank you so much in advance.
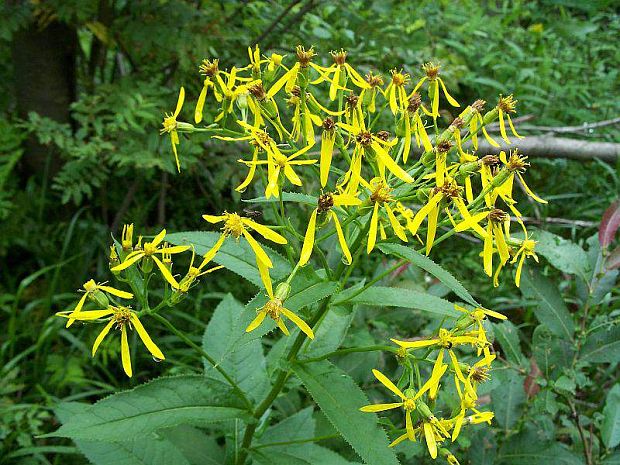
left=299, top=192, right=361, bottom=266
left=195, top=59, right=220, bottom=123
left=510, top=228, right=539, bottom=287
left=496, top=94, right=523, bottom=144
left=111, top=229, right=190, bottom=288
left=62, top=279, right=133, bottom=328
left=401, top=93, right=433, bottom=163
left=214, top=67, right=260, bottom=123
left=323, top=49, right=369, bottom=101
left=389, top=415, right=451, bottom=458
left=360, top=367, right=447, bottom=443
left=176, top=249, right=223, bottom=294
left=361, top=177, right=408, bottom=253
left=467, top=99, right=500, bottom=150
left=121, top=223, right=134, bottom=251
left=160, top=87, right=187, bottom=172
left=267, top=45, right=329, bottom=98
left=384, top=69, right=410, bottom=114
left=319, top=117, right=337, bottom=187
left=57, top=305, right=164, bottom=378
left=450, top=371, right=493, bottom=441
left=246, top=282, right=314, bottom=339
left=411, top=62, right=460, bottom=118
left=337, top=118, right=413, bottom=193
left=496, top=150, right=547, bottom=205
left=201, top=212, right=287, bottom=290
left=408, top=177, right=476, bottom=255
left=359, top=72, right=384, bottom=113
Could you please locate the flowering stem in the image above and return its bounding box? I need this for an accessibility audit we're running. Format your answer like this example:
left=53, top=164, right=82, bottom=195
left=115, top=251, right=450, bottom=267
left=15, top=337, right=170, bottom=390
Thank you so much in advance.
left=150, top=313, right=254, bottom=411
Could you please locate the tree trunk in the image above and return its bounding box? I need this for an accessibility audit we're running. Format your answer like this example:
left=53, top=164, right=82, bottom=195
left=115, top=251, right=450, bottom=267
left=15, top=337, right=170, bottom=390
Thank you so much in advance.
left=11, top=20, right=77, bottom=176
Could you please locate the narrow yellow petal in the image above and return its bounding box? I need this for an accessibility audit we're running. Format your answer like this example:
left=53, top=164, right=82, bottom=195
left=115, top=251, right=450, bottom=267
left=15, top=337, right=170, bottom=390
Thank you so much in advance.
left=390, top=338, right=438, bottom=349
left=320, top=131, right=335, bottom=187
left=424, top=422, right=438, bottom=459
left=372, top=369, right=405, bottom=399
left=111, top=252, right=144, bottom=272
left=236, top=148, right=258, bottom=192
left=242, top=218, right=288, bottom=244
left=367, top=203, right=380, bottom=253
left=131, top=314, right=165, bottom=360
left=97, top=285, right=133, bottom=299
left=173, top=87, right=185, bottom=118
left=152, top=256, right=180, bottom=289
left=256, top=257, right=274, bottom=298
left=202, top=214, right=226, bottom=223
left=406, top=410, right=415, bottom=440
left=329, top=67, right=340, bottom=101
left=331, top=212, right=352, bottom=265
left=121, top=326, right=132, bottom=378
left=201, top=234, right=226, bottom=267
left=438, top=78, right=460, bottom=107
left=373, top=142, right=413, bottom=183
left=498, top=111, right=510, bottom=143
left=517, top=173, right=547, bottom=204
left=281, top=307, right=314, bottom=339
left=246, top=310, right=267, bottom=333
left=425, top=205, right=439, bottom=255
left=277, top=318, right=290, bottom=335
left=242, top=230, right=273, bottom=268
left=195, top=84, right=207, bottom=124
left=299, top=209, right=318, bottom=267
left=360, top=403, right=403, bottom=413
left=66, top=292, right=89, bottom=328
left=151, top=229, right=167, bottom=247
left=385, top=205, right=408, bottom=242
left=92, top=320, right=114, bottom=356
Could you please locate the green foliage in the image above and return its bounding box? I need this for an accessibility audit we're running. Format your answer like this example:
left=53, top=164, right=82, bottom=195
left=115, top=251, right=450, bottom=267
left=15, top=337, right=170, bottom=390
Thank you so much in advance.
left=293, top=361, right=399, bottom=465
left=49, top=375, right=250, bottom=441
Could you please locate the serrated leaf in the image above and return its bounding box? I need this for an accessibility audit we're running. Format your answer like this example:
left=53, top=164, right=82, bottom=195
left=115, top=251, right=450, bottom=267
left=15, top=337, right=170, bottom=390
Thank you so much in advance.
left=256, top=407, right=315, bottom=447
left=243, top=191, right=317, bottom=206
left=580, top=325, right=620, bottom=363
left=301, top=305, right=354, bottom=359
left=252, top=450, right=313, bottom=465
left=498, top=442, right=583, bottom=465
left=533, top=230, right=590, bottom=280
left=292, top=361, right=400, bottom=465
left=166, top=231, right=290, bottom=287
left=602, top=384, right=620, bottom=448
left=493, top=321, right=525, bottom=365
left=203, top=294, right=270, bottom=402
left=334, top=286, right=458, bottom=317
left=48, top=375, right=249, bottom=441
left=378, top=243, right=478, bottom=306
left=55, top=402, right=191, bottom=465
left=491, top=370, right=526, bottom=430
left=520, top=268, right=574, bottom=339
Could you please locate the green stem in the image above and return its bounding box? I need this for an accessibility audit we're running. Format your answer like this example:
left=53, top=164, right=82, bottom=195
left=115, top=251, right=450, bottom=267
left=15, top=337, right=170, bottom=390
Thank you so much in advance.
left=299, top=345, right=397, bottom=364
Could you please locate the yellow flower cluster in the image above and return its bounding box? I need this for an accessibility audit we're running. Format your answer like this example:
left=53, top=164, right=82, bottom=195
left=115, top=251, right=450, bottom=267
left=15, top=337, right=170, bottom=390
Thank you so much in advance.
left=361, top=305, right=505, bottom=461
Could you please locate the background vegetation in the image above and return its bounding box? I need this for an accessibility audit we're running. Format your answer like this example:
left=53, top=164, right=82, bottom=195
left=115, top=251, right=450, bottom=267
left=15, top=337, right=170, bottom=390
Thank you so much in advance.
left=1, top=0, right=619, bottom=464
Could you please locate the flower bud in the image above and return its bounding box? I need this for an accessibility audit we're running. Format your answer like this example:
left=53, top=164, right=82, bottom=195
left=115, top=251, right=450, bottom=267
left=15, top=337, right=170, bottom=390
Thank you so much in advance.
left=275, top=282, right=291, bottom=300
left=92, top=290, right=110, bottom=309
left=416, top=400, right=433, bottom=419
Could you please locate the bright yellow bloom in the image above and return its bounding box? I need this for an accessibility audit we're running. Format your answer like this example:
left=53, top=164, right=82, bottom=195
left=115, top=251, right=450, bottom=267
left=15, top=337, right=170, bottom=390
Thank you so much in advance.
left=121, top=223, right=134, bottom=251
left=338, top=119, right=413, bottom=193
left=510, top=227, right=539, bottom=287
left=359, top=72, right=384, bottom=113
left=467, top=100, right=500, bottom=150
left=391, top=328, right=480, bottom=351
left=246, top=282, right=314, bottom=339
left=411, top=62, right=460, bottom=119
left=176, top=248, right=223, bottom=294
left=195, top=59, right=220, bottom=123
left=401, top=93, right=433, bottom=163
left=214, top=67, right=260, bottom=123
left=408, top=177, right=478, bottom=255
left=63, top=279, right=133, bottom=328
left=299, top=192, right=361, bottom=266
left=111, top=229, right=190, bottom=288
left=160, top=87, right=187, bottom=172
left=267, top=45, right=330, bottom=98
left=496, top=150, right=547, bottom=206
left=384, top=69, right=410, bottom=114
left=360, top=177, right=408, bottom=253
left=57, top=305, right=164, bottom=378
left=360, top=367, right=447, bottom=442
left=496, top=94, right=523, bottom=144
left=389, top=415, right=451, bottom=458
left=322, top=49, right=369, bottom=100
left=201, top=212, right=287, bottom=290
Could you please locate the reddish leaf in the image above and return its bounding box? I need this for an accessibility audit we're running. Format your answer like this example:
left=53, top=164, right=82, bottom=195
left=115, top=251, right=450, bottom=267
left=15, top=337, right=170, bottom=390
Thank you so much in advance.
left=599, top=199, right=620, bottom=248
left=524, top=358, right=542, bottom=398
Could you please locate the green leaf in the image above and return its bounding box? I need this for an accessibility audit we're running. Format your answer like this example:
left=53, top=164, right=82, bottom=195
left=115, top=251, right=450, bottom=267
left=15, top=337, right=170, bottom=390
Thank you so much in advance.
left=498, top=442, right=583, bottom=465
left=166, top=231, right=291, bottom=288
left=533, top=230, right=590, bottom=280
left=160, top=425, right=225, bottom=465
left=243, top=191, right=317, bottom=206
left=520, top=268, right=574, bottom=339
left=378, top=243, right=478, bottom=306
left=48, top=375, right=249, bottom=441
left=532, top=325, right=574, bottom=379
left=257, top=407, right=316, bottom=446
left=493, top=321, right=525, bottom=365
left=252, top=450, right=313, bottom=465
left=302, top=305, right=354, bottom=359
left=580, top=325, right=620, bottom=363
left=55, top=402, right=191, bottom=465
left=491, top=370, right=526, bottom=430
left=203, top=294, right=270, bottom=402
left=603, top=451, right=620, bottom=465
left=602, top=384, right=620, bottom=448
left=334, top=285, right=458, bottom=317
left=292, top=361, right=400, bottom=465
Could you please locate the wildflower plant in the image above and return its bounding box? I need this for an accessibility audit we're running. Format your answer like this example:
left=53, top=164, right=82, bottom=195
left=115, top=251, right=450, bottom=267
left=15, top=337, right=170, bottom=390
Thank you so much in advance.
left=52, top=45, right=547, bottom=464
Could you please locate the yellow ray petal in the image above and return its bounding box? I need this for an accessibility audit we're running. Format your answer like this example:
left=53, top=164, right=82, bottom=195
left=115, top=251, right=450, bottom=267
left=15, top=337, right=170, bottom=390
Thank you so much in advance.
left=242, top=230, right=273, bottom=268
left=281, top=307, right=314, bottom=339
left=372, top=369, right=405, bottom=399
left=152, top=255, right=180, bottom=289
left=97, top=285, right=133, bottom=299
left=242, top=218, right=288, bottom=244
left=92, top=320, right=115, bottom=356
left=66, top=292, right=89, bottom=328
left=331, top=211, right=352, bottom=265
left=121, top=326, right=132, bottom=377
left=423, top=422, right=438, bottom=459
left=367, top=202, right=380, bottom=253
left=246, top=310, right=267, bottom=333
left=173, top=87, right=185, bottom=118
left=111, top=251, right=144, bottom=272
left=131, top=314, right=165, bottom=360
left=299, top=209, right=318, bottom=267
left=360, top=403, right=403, bottom=412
